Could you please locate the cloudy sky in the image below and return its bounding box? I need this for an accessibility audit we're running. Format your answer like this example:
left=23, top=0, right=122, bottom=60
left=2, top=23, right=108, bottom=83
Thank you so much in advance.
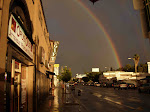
left=42, top=0, right=150, bottom=75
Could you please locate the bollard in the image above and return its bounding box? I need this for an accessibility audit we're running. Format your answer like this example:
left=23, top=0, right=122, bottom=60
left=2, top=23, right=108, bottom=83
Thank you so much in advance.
left=78, top=90, right=81, bottom=96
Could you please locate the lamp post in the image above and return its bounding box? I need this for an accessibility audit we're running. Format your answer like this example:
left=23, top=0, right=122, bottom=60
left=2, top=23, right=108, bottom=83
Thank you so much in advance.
left=128, top=57, right=137, bottom=80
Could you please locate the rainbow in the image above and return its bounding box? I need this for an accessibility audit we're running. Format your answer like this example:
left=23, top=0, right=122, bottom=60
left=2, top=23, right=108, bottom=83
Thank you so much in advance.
left=75, top=0, right=122, bottom=68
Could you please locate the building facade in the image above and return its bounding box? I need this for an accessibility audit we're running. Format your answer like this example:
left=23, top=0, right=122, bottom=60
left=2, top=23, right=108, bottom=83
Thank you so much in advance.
left=0, top=0, right=58, bottom=112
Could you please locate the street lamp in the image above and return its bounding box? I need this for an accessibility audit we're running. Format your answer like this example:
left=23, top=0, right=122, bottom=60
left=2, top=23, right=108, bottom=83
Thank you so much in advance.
left=128, top=57, right=137, bottom=80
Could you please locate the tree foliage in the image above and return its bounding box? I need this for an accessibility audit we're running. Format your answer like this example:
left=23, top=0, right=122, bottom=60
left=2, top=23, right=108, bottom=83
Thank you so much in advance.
left=86, top=72, right=102, bottom=82
left=59, top=67, right=72, bottom=82
left=115, top=63, right=148, bottom=73
left=82, top=77, right=89, bottom=82
left=133, top=54, right=140, bottom=73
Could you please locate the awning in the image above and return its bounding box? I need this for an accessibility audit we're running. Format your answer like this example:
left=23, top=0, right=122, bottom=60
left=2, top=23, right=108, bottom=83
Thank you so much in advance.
left=46, top=71, right=55, bottom=75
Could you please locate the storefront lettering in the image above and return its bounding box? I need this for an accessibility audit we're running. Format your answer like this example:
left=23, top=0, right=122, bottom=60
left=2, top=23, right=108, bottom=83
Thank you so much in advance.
left=8, top=14, right=33, bottom=59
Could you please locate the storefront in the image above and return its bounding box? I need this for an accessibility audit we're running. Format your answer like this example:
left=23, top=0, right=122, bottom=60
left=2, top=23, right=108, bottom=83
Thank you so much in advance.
left=5, top=1, right=34, bottom=111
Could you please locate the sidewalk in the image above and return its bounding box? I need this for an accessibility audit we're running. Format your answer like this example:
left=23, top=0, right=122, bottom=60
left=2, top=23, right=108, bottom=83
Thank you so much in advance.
left=38, top=86, right=84, bottom=112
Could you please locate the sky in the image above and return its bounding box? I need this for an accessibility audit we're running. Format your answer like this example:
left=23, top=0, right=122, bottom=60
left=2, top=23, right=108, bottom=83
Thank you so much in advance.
left=42, top=0, right=150, bottom=75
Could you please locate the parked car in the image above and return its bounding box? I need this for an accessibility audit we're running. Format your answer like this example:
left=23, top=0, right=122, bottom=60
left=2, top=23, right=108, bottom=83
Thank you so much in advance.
left=119, top=82, right=128, bottom=90
left=114, top=83, right=120, bottom=89
left=74, top=82, right=78, bottom=85
left=83, top=82, right=88, bottom=86
left=127, top=83, right=136, bottom=89
left=100, top=83, right=107, bottom=87
left=114, top=82, right=128, bottom=90
left=106, top=83, right=114, bottom=88
left=89, top=82, right=94, bottom=86
left=138, top=83, right=150, bottom=93
left=69, top=83, right=74, bottom=86
left=94, top=82, right=100, bottom=87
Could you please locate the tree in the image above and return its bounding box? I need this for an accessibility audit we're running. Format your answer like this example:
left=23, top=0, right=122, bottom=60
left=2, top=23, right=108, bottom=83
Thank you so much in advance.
left=133, top=54, right=140, bottom=73
left=138, top=63, right=148, bottom=73
left=138, top=66, right=143, bottom=72
left=82, top=77, right=89, bottom=82
left=116, top=67, right=123, bottom=71
left=142, top=63, right=148, bottom=73
left=60, top=67, right=72, bottom=82
left=123, top=64, right=134, bottom=72
left=86, top=72, right=101, bottom=82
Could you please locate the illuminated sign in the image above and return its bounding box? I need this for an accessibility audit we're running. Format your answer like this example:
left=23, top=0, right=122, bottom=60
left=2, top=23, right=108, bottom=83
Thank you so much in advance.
left=92, top=68, right=99, bottom=72
left=8, top=14, right=33, bottom=59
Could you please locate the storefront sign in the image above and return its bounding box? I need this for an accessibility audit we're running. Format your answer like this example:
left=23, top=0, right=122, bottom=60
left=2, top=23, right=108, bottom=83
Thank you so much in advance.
left=50, top=41, right=59, bottom=64
left=8, top=14, right=33, bottom=59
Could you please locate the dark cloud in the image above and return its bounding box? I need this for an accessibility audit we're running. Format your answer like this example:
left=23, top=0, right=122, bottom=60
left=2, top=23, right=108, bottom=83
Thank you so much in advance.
left=42, top=0, right=150, bottom=75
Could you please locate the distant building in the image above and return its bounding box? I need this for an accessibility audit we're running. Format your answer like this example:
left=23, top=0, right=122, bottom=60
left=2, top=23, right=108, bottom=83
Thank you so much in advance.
left=103, top=71, right=150, bottom=81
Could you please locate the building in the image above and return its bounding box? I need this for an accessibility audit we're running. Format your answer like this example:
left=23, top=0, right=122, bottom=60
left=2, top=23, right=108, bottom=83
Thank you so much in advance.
left=0, top=0, right=59, bottom=111
left=103, top=71, right=150, bottom=85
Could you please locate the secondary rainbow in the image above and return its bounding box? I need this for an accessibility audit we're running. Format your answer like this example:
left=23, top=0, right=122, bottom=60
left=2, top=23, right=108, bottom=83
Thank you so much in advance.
left=75, top=0, right=122, bottom=68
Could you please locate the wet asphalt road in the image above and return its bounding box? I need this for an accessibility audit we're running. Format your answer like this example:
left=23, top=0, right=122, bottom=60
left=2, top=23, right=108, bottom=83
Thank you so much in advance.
left=74, top=84, right=150, bottom=112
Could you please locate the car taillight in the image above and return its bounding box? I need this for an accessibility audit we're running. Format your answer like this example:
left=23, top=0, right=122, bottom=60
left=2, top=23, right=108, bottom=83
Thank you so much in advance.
left=112, top=84, right=113, bottom=86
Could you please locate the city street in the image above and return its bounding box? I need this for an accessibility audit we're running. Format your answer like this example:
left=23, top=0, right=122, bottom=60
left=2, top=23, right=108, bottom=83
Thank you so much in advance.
left=73, top=84, right=150, bottom=112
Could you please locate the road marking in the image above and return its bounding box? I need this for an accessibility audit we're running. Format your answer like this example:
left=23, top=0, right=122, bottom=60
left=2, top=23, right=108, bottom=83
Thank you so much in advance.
left=93, top=93, right=102, bottom=98
left=104, top=97, right=121, bottom=105
left=104, top=96, right=136, bottom=109
left=93, top=93, right=136, bottom=110
left=79, top=86, right=137, bottom=110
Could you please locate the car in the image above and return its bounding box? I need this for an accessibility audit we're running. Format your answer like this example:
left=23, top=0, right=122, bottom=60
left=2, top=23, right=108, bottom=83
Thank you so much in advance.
left=114, top=83, right=120, bottom=89
left=69, top=83, right=74, bottom=86
left=106, top=83, right=114, bottom=88
left=119, top=82, right=128, bottom=90
left=89, top=82, right=94, bottom=86
left=100, top=83, right=107, bottom=87
left=138, top=83, right=150, bottom=93
left=83, top=82, right=88, bottom=86
left=127, top=83, right=136, bottom=89
left=74, top=82, right=78, bottom=85
left=94, top=82, right=100, bottom=87
left=114, top=82, right=128, bottom=90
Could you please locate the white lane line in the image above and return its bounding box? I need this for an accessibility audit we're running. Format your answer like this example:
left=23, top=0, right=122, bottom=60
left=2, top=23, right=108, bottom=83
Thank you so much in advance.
left=93, top=93, right=102, bottom=98
left=93, top=93, right=136, bottom=110
left=104, top=97, right=122, bottom=105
